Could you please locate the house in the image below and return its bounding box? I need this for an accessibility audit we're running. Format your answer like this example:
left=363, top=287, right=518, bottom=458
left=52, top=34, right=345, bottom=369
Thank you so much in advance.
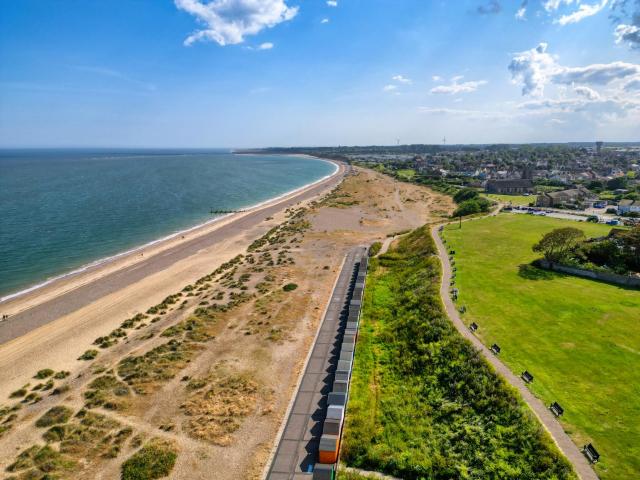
left=618, top=199, right=640, bottom=214
left=536, top=187, right=597, bottom=209
left=485, top=179, right=534, bottom=194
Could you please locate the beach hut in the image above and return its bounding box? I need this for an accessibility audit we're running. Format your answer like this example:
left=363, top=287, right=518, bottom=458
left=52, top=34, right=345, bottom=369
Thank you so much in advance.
left=323, top=405, right=345, bottom=436
left=318, top=434, right=340, bottom=464
left=342, top=334, right=356, bottom=345
left=341, top=342, right=354, bottom=352
left=328, top=391, right=347, bottom=406
left=336, top=359, right=352, bottom=375
left=313, top=463, right=334, bottom=480
left=334, top=371, right=349, bottom=382
left=338, top=349, right=352, bottom=363
left=333, top=379, right=349, bottom=393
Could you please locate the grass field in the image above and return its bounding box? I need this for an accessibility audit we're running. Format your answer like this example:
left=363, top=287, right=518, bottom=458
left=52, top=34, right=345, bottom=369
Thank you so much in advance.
left=484, top=193, right=535, bottom=206
left=442, top=214, right=640, bottom=480
left=341, top=226, right=575, bottom=480
left=395, top=168, right=416, bottom=180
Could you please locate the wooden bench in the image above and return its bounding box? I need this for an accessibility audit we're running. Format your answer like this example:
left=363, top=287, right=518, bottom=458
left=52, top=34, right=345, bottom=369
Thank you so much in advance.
left=521, top=371, right=534, bottom=383
left=549, top=402, right=564, bottom=417
left=582, top=443, right=600, bottom=464
left=469, top=322, right=478, bottom=332
left=490, top=344, right=501, bottom=355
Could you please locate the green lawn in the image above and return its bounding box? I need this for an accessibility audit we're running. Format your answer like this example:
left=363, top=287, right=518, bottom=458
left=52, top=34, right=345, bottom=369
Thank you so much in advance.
left=443, top=214, right=640, bottom=480
left=484, top=193, right=535, bottom=206
left=395, top=168, right=416, bottom=180
left=342, top=226, right=575, bottom=480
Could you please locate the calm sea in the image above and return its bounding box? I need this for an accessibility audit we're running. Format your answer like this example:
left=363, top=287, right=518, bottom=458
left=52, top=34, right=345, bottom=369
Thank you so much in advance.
left=0, top=149, right=335, bottom=299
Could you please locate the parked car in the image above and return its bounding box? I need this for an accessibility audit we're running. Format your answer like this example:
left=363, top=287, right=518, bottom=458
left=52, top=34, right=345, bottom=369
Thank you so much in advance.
left=587, top=215, right=599, bottom=223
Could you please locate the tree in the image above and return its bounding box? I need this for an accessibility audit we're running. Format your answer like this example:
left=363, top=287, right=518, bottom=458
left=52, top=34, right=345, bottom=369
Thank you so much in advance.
left=621, top=226, right=640, bottom=272
left=453, top=188, right=479, bottom=204
left=533, top=227, right=585, bottom=264
left=607, top=176, right=628, bottom=191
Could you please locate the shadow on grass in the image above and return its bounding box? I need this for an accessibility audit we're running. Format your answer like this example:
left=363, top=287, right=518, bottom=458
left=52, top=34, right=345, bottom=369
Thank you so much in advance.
left=518, top=263, right=559, bottom=281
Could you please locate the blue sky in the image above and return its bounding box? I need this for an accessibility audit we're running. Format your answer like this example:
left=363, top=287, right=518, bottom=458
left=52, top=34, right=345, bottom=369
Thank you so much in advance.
left=0, top=0, right=638, bottom=147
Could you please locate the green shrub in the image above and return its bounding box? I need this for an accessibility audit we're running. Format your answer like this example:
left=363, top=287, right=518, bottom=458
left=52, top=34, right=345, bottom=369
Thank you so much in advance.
left=121, top=440, right=177, bottom=480
left=282, top=283, right=298, bottom=292
left=78, top=349, right=98, bottom=361
left=34, top=369, right=54, bottom=379
left=35, top=406, right=73, bottom=428
left=452, top=197, right=491, bottom=217
left=453, top=187, right=479, bottom=204
left=368, top=241, right=382, bottom=257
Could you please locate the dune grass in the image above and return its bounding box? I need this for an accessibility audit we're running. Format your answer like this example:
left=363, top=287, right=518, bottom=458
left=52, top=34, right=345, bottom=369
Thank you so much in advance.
left=342, top=225, right=575, bottom=480
left=442, top=214, right=640, bottom=480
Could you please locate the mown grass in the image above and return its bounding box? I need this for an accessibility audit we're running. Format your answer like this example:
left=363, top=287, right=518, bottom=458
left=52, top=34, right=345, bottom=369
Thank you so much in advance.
left=443, top=214, right=640, bottom=480
left=484, top=193, right=535, bottom=206
left=341, top=225, right=575, bottom=480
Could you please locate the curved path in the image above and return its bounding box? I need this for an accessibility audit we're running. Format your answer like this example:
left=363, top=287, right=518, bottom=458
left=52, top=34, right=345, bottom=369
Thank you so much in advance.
left=430, top=223, right=599, bottom=480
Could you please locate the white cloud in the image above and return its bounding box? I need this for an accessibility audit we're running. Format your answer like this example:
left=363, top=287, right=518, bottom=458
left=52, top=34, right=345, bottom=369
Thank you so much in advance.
left=554, top=62, right=640, bottom=85
left=624, top=78, right=640, bottom=91
left=383, top=84, right=398, bottom=92
left=574, top=85, right=600, bottom=100
left=432, top=75, right=442, bottom=82
left=257, top=42, right=273, bottom=50
left=555, top=0, right=609, bottom=26
left=327, top=0, right=337, bottom=6
left=431, top=76, right=487, bottom=95
left=615, top=24, right=640, bottom=46
left=175, top=0, right=298, bottom=46
left=392, top=75, right=412, bottom=84
left=321, top=18, right=329, bottom=24
left=516, top=7, right=527, bottom=19
left=543, top=0, right=576, bottom=12
left=509, top=42, right=640, bottom=96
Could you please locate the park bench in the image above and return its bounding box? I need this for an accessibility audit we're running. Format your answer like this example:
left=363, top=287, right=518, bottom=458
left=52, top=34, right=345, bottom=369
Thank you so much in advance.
left=449, top=250, right=455, bottom=255
left=469, top=322, right=478, bottom=332
left=490, top=344, right=501, bottom=355
left=521, top=371, right=534, bottom=383
left=549, top=402, right=564, bottom=417
left=582, top=443, right=600, bottom=464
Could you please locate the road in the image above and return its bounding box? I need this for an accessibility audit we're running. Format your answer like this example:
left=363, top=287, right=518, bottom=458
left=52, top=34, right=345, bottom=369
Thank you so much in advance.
left=430, top=223, right=599, bottom=480
left=264, top=247, right=366, bottom=480
left=0, top=164, right=346, bottom=345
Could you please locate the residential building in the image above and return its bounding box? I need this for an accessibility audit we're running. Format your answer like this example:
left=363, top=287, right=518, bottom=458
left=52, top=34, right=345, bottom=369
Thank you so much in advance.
left=536, top=187, right=597, bottom=209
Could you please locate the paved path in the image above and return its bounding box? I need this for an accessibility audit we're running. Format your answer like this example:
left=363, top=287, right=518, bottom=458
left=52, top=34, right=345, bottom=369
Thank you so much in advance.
left=430, top=224, right=599, bottom=480
left=0, top=164, right=346, bottom=345
left=265, top=247, right=365, bottom=480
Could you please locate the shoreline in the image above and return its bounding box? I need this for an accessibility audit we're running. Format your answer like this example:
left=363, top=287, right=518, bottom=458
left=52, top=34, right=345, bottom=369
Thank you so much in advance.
left=0, top=155, right=339, bottom=307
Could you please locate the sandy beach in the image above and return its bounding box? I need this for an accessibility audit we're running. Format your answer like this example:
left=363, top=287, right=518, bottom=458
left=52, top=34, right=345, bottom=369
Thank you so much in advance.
left=0, top=166, right=453, bottom=479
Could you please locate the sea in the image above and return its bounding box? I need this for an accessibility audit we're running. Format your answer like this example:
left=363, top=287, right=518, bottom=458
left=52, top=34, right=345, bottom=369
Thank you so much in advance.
left=0, top=149, right=336, bottom=300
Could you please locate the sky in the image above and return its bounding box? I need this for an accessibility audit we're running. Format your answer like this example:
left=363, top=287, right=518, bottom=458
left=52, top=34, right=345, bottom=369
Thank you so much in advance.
left=0, top=0, right=639, bottom=147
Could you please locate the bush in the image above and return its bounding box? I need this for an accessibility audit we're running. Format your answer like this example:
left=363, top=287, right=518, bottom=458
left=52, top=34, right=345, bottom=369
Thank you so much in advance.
left=35, top=406, right=73, bottom=428
left=368, top=241, right=382, bottom=257
left=452, top=197, right=491, bottom=217
left=282, top=283, right=298, bottom=292
left=121, top=440, right=177, bottom=480
left=453, top=187, right=479, bottom=204
left=34, top=369, right=54, bottom=379
left=78, top=349, right=98, bottom=361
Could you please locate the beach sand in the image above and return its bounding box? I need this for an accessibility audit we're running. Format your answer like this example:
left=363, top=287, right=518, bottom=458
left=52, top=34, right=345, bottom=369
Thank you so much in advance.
left=0, top=166, right=454, bottom=479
